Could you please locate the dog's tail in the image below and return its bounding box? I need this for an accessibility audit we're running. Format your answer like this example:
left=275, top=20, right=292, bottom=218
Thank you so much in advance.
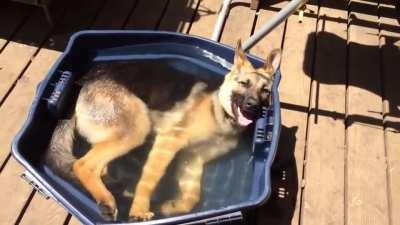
left=45, top=117, right=78, bottom=181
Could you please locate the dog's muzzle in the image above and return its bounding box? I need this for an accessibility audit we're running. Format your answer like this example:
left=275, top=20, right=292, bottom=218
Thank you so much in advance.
left=241, top=96, right=263, bottom=118
left=231, top=95, right=263, bottom=126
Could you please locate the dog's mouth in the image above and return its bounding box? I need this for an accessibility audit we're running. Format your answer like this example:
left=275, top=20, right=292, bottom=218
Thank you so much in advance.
left=231, top=100, right=257, bottom=127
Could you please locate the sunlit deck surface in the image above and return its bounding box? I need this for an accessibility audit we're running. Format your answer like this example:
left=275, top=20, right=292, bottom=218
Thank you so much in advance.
left=0, top=0, right=399, bottom=224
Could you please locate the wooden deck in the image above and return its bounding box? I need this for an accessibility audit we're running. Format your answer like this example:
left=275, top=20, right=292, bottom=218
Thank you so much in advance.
left=0, top=0, right=399, bottom=224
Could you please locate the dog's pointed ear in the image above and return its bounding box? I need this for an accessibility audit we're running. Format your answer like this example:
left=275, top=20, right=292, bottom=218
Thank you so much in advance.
left=233, top=39, right=248, bottom=68
left=264, top=49, right=282, bottom=75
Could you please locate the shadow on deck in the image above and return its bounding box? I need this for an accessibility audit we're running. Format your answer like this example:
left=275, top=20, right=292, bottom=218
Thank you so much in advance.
left=302, top=30, right=400, bottom=132
left=0, top=0, right=204, bottom=52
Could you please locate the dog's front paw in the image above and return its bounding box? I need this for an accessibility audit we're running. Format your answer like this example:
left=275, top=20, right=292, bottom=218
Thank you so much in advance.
left=129, top=204, right=154, bottom=221
left=129, top=210, right=154, bottom=221
left=98, top=201, right=118, bottom=221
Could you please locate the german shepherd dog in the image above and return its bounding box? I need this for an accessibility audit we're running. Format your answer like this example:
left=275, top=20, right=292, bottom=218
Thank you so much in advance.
left=45, top=40, right=281, bottom=221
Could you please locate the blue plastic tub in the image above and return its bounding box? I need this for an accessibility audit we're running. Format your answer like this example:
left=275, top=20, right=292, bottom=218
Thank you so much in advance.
left=11, top=30, right=281, bottom=225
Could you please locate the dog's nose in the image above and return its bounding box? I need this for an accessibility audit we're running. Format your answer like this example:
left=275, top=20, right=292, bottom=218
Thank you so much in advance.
left=244, top=97, right=258, bottom=111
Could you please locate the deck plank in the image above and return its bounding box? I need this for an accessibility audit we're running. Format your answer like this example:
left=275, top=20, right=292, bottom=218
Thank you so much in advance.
left=188, top=0, right=220, bottom=38
left=258, top=2, right=318, bottom=225
left=346, top=0, right=390, bottom=224
left=0, top=1, right=32, bottom=53
left=0, top=159, right=34, bottom=225
left=67, top=217, right=82, bottom=225
left=158, top=0, right=200, bottom=32
left=18, top=191, right=68, bottom=225
left=0, top=5, right=64, bottom=108
left=379, top=2, right=400, bottom=225
left=220, top=3, right=256, bottom=46
left=250, top=1, right=286, bottom=57
left=90, top=0, right=138, bottom=29
left=0, top=0, right=108, bottom=224
left=124, top=0, right=169, bottom=29
left=300, top=1, right=347, bottom=225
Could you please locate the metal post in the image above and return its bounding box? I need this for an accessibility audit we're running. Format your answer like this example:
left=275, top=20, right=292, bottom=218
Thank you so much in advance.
left=242, top=0, right=308, bottom=51
left=211, top=0, right=233, bottom=41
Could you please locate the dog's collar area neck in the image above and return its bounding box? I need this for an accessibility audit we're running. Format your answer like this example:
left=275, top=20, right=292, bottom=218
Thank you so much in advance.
left=217, top=87, right=234, bottom=118
left=221, top=108, right=236, bottom=125
left=212, top=92, right=242, bottom=132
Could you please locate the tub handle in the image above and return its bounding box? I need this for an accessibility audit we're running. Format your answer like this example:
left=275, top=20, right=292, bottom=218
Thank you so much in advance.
left=21, top=171, right=53, bottom=200
left=181, top=211, right=243, bottom=224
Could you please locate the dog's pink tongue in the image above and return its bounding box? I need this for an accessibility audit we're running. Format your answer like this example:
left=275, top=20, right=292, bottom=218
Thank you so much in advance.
left=237, top=107, right=252, bottom=126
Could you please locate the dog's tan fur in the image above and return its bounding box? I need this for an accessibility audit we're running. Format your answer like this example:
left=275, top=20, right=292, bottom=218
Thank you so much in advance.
left=45, top=40, right=281, bottom=221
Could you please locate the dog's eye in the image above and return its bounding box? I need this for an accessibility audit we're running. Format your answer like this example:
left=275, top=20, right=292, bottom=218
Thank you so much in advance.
left=261, top=88, right=271, bottom=94
left=238, top=80, right=250, bottom=87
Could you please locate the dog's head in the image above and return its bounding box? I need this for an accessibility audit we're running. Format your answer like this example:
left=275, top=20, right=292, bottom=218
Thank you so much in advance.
left=218, top=40, right=281, bottom=126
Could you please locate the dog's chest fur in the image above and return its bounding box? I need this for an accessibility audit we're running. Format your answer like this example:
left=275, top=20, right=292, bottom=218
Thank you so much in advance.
left=152, top=83, right=242, bottom=159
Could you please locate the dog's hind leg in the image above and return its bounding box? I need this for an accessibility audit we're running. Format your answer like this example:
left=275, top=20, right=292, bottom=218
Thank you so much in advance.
left=73, top=80, right=151, bottom=220
left=73, top=110, right=151, bottom=220
left=73, top=139, right=139, bottom=220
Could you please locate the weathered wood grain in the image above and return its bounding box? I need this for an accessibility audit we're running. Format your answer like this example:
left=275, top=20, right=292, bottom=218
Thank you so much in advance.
left=220, top=3, right=256, bottom=46
left=347, top=0, right=390, bottom=224
left=124, top=0, right=169, bottom=29
left=379, top=2, right=400, bottom=225
left=0, top=5, right=63, bottom=107
left=158, top=0, right=200, bottom=32
left=260, top=1, right=318, bottom=225
left=0, top=1, right=32, bottom=53
left=188, top=0, right=221, bottom=38
left=300, top=1, right=347, bottom=225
